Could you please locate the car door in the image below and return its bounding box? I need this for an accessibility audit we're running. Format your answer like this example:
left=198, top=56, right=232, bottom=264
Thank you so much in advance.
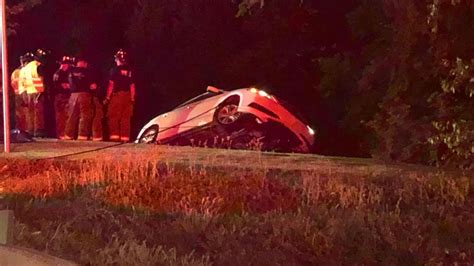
left=176, top=94, right=221, bottom=135
left=158, top=92, right=219, bottom=140
left=156, top=104, right=194, bottom=141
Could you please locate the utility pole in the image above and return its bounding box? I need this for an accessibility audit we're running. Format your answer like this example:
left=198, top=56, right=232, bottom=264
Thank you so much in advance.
left=1, top=0, right=9, bottom=153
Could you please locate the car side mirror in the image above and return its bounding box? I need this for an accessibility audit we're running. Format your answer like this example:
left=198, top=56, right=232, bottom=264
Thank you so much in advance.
left=207, top=86, right=222, bottom=94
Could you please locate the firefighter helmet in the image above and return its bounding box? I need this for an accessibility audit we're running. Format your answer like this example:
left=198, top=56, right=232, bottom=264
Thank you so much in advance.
left=114, top=49, right=128, bottom=64
left=59, top=55, right=75, bottom=64
left=20, top=52, right=34, bottom=65
left=35, top=48, right=51, bottom=61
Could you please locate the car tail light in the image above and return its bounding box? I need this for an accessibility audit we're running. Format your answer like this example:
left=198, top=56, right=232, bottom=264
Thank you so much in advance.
left=249, top=87, right=273, bottom=100
left=258, top=90, right=270, bottom=98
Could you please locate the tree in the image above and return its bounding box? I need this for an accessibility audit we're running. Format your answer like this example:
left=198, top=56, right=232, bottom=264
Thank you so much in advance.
left=236, top=0, right=265, bottom=17
left=426, top=0, right=474, bottom=168
left=348, top=0, right=473, bottom=167
left=314, top=0, right=472, bottom=168
left=6, top=0, right=42, bottom=35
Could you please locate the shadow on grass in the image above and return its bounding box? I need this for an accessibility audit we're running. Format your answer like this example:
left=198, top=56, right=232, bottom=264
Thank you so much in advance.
left=41, top=142, right=127, bottom=160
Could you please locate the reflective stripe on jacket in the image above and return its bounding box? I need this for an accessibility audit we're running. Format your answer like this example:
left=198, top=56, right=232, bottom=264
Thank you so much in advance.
left=11, top=68, right=23, bottom=94
left=19, top=60, right=44, bottom=94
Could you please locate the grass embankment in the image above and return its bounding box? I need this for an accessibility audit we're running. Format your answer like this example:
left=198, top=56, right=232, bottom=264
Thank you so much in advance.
left=0, top=145, right=473, bottom=265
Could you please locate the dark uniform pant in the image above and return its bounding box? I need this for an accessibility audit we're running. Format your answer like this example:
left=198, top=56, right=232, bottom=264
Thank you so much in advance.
left=107, top=91, right=133, bottom=141
left=14, top=94, right=28, bottom=132
left=92, top=96, right=103, bottom=141
left=54, top=93, right=70, bottom=139
left=65, top=92, right=92, bottom=140
left=26, top=93, right=45, bottom=137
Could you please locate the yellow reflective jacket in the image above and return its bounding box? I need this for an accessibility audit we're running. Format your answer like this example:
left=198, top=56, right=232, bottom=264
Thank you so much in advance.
left=10, top=68, right=25, bottom=95
left=19, top=60, right=44, bottom=94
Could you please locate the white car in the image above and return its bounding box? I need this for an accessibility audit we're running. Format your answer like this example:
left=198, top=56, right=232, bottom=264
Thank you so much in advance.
left=136, top=86, right=315, bottom=153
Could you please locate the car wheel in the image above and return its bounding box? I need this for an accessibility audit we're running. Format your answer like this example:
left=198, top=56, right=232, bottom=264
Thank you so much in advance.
left=216, top=104, right=241, bottom=125
left=138, top=126, right=158, bottom=144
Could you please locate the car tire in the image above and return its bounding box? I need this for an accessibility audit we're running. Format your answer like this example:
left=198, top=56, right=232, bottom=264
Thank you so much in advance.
left=215, top=103, right=241, bottom=125
left=138, top=126, right=158, bottom=144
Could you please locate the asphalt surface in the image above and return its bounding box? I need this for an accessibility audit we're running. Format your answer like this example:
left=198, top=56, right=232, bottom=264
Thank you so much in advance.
left=0, top=245, right=76, bottom=266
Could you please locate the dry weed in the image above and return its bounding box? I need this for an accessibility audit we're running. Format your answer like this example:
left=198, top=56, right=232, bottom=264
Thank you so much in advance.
left=0, top=155, right=473, bottom=264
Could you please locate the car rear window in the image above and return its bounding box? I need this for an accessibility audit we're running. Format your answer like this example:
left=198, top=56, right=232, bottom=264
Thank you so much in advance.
left=177, top=91, right=221, bottom=108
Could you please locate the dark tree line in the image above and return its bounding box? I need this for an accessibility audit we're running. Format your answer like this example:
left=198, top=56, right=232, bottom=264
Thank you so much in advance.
left=7, top=0, right=473, bottom=168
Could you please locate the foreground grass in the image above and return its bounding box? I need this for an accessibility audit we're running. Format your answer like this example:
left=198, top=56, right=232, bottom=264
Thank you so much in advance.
left=0, top=152, right=473, bottom=265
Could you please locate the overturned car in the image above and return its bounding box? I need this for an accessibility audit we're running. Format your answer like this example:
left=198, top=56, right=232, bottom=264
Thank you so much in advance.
left=136, top=86, right=315, bottom=153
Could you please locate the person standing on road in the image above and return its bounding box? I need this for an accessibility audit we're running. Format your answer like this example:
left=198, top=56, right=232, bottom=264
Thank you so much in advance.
left=10, top=58, right=23, bottom=129
left=64, top=57, right=97, bottom=140
left=53, top=55, right=74, bottom=139
left=19, top=49, right=47, bottom=137
left=11, top=53, right=32, bottom=132
left=104, top=49, right=136, bottom=142
left=91, top=72, right=104, bottom=141
left=36, top=49, right=57, bottom=138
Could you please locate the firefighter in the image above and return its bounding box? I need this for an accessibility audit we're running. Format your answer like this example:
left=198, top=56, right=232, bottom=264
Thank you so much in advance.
left=53, top=55, right=74, bottom=139
left=10, top=56, right=23, bottom=129
left=19, top=49, right=46, bottom=137
left=34, top=49, right=56, bottom=138
left=64, top=57, right=97, bottom=140
left=104, top=49, right=136, bottom=142
left=91, top=79, right=104, bottom=141
left=11, top=53, right=32, bottom=131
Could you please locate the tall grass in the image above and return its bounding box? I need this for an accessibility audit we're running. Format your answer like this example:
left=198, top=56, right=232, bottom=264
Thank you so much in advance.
left=0, top=155, right=472, bottom=265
